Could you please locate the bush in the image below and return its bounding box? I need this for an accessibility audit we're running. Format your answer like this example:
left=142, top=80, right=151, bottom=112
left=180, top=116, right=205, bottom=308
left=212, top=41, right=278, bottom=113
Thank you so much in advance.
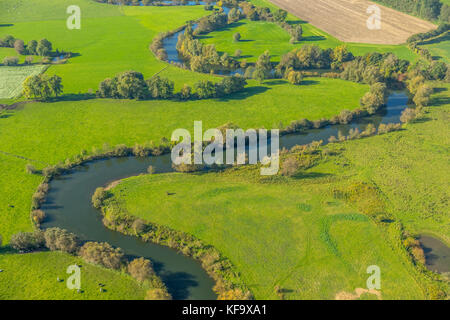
left=287, top=70, right=303, bottom=85
left=92, top=187, right=107, bottom=209
left=25, top=164, right=36, bottom=174
left=218, top=288, right=252, bottom=300
left=233, top=32, right=241, bottom=42
left=280, top=157, right=299, bottom=177
left=44, top=227, right=79, bottom=254
left=31, top=210, right=46, bottom=225
left=10, top=230, right=45, bottom=252
left=145, top=288, right=172, bottom=300
left=79, top=242, right=125, bottom=270
left=400, top=108, right=419, bottom=123
left=3, top=56, right=19, bottom=66
left=128, top=257, right=155, bottom=282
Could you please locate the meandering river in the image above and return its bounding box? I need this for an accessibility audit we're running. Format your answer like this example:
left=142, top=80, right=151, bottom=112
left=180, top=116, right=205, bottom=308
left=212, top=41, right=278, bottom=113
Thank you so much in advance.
left=40, top=92, right=418, bottom=299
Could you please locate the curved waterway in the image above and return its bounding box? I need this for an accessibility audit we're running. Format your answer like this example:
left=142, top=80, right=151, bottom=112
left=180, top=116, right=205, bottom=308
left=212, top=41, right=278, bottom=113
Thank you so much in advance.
left=40, top=92, right=410, bottom=299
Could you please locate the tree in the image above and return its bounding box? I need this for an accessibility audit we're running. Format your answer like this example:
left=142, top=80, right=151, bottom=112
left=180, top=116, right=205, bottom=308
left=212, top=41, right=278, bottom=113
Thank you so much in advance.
left=92, top=187, right=107, bottom=209
left=10, top=231, right=45, bottom=252
left=14, top=39, right=25, bottom=55
left=116, top=71, right=148, bottom=100
left=146, top=76, right=174, bottom=99
left=79, top=242, right=125, bottom=270
left=413, top=84, right=433, bottom=107
left=3, top=35, right=15, bottom=47
left=128, top=257, right=155, bottom=282
left=280, top=157, right=299, bottom=176
left=440, top=4, right=450, bottom=23
left=287, top=70, right=303, bottom=85
left=273, top=9, right=288, bottom=22
left=25, top=56, right=33, bottom=65
left=429, top=61, right=447, bottom=80
left=23, top=75, right=42, bottom=98
left=233, top=32, right=241, bottom=42
left=3, top=56, right=19, bottom=66
left=44, top=227, right=79, bottom=254
left=228, top=7, right=241, bottom=23
left=289, top=25, right=303, bottom=42
left=36, top=38, right=52, bottom=56
left=179, top=84, right=192, bottom=100
left=48, top=75, right=63, bottom=97
left=31, top=210, right=46, bottom=224
left=195, top=80, right=216, bottom=99
left=400, top=108, right=418, bottom=123
left=27, top=40, right=38, bottom=55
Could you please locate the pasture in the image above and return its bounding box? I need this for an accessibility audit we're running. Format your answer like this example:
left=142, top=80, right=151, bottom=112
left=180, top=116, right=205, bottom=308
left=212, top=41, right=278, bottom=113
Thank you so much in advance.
left=0, top=251, right=147, bottom=299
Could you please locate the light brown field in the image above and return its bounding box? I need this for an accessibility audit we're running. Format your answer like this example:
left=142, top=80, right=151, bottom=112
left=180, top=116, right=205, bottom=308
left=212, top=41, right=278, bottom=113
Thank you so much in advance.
left=268, top=0, right=436, bottom=44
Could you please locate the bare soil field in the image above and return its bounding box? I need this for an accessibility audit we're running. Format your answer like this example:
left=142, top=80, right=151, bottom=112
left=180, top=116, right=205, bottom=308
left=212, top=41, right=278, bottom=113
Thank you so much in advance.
left=268, top=0, right=436, bottom=44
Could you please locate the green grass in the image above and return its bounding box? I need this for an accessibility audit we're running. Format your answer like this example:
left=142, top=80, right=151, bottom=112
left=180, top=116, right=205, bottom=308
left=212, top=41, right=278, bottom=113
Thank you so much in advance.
left=102, top=168, right=425, bottom=299
left=420, top=32, right=450, bottom=63
left=0, top=0, right=217, bottom=94
left=0, top=65, right=47, bottom=98
left=320, top=82, right=450, bottom=244
left=0, top=250, right=147, bottom=299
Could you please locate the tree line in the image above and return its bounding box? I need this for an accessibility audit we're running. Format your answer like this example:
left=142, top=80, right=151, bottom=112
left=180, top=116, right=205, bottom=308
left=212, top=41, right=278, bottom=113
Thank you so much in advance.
left=22, top=74, right=63, bottom=100
left=371, top=0, right=449, bottom=22
left=97, top=70, right=247, bottom=100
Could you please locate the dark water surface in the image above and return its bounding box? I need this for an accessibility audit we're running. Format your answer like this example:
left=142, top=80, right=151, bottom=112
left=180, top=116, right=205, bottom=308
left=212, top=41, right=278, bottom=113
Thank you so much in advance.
left=419, top=236, right=450, bottom=274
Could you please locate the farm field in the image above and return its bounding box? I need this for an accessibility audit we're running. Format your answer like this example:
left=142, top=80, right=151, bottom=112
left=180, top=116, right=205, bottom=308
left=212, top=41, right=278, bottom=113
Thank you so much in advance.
left=0, top=0, right=448, bottom=302
left=267, top=0, right=436, bottom=44
left=0, top=65, right=47, bottom=98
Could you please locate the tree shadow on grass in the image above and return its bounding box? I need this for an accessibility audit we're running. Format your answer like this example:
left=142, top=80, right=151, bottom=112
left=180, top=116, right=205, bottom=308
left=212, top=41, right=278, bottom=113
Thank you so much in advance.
left=0, top=24, right=14, bottom=27
left=301, top=80, right=320, bottom=86
left=216, top=85, right=270, bottom=101
left=49, top=93, right=96, bottom=102
left=291, top=171, right=332, bottom=180
left=302, top=35, right=327, bottom=42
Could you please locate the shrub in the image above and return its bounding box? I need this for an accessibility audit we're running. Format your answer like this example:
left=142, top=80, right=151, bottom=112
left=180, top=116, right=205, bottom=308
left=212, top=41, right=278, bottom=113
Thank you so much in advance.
left=25, top=164, right=36, bottom=174
left=287, top=70, right=303, bottom=85
left=413, top=84, right=433, bottom=107
left=3, top=56, right=19, bottom=66
left=145, top=288, right=172, bottom=300
left=31, top=210, right=46, bottom=225
left=233, top=32, right=241, bottom=42
left=10, top=230, right=45, bottom=252
left=147, top=165, right=155, bottom=174
left=128, top=257, right=155, bottom=282
left=218, top=288, right=252, bottom=300
left=44, top=227, right=79, bottom=254
left=400, top=108, right=418, bottom=123
left=280, top=157, right=299, bottom=177
left=79, top=242, right=125, bottom=270
left=92, top=187, right=107, bottom=209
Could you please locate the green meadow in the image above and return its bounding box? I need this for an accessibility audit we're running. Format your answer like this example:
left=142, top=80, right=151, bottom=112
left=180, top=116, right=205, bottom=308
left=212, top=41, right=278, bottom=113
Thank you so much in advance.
left=0, top=250, right=147, bottom=299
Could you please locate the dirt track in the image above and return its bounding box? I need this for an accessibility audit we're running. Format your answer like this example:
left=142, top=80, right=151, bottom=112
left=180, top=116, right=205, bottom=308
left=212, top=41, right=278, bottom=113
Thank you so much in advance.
left=268, top=0, right=436, bottom=44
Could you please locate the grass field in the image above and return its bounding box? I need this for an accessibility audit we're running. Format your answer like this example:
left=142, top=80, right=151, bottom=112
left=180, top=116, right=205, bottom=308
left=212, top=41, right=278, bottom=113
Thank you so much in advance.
left=0, top=250, right=147, bottom=299
left=201, top=17, right=418, bottom=62
left=102, top=171, right=426, bottom=299
left=267, top=0, right=436, bottom=44
left=0, top=65, right=47, bottom=98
